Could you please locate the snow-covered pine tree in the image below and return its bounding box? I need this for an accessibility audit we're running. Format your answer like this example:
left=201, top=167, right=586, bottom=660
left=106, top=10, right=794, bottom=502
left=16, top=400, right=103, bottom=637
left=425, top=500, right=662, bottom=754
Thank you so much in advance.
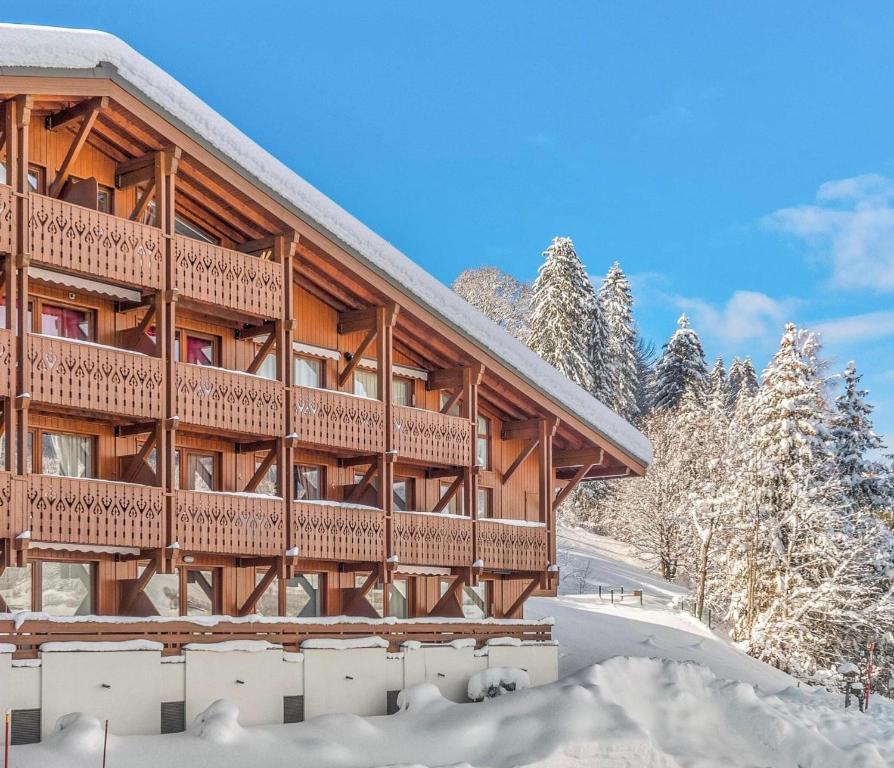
left=589, top=287, right=612, bottom=404
left=649, top=314, right=709, bottom=411
left=832, top=361, right=892, bottom=517
left=726, top=357, right=743, bottom=411
left=452, top=266, right=532, bottom=342
left=634, top=334, right=656, bottom=420
left=709, top=357, right=729, bottom=405
left=598, top=262, right=639, bottom=421
left=527, top=237, right=596, bottom=391
left=739, top=357, right=759, bottom=396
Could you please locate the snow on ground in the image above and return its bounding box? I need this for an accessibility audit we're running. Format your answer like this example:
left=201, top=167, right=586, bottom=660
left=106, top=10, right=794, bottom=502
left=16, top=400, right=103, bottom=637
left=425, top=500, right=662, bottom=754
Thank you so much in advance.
left=11, top=525, right=894, bottom=767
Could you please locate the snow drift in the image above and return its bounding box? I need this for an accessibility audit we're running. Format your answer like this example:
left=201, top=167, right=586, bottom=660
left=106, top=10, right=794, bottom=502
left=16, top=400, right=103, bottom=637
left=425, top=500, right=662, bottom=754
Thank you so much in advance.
left=14, top=657, right=893, bottom=768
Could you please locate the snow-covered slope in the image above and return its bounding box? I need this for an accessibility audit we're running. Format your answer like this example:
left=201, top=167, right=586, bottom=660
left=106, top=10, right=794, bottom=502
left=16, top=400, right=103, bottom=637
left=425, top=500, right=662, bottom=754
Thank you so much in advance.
left=12, top=528, right=894, bottom=767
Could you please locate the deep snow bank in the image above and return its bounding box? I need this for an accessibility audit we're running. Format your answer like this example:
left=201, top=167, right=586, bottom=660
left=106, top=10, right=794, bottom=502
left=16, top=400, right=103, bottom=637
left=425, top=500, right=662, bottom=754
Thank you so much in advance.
left=14, top=657, right=893, bottom=768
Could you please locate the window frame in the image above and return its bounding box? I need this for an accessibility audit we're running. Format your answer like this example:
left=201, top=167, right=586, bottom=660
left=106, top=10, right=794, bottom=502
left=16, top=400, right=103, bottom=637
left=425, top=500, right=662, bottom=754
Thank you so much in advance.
left=391, top=375, right=415, bottom=407
left=438, top=480, right=465, bottom=516
left=293, top=353, right=325, bottom=389
left=476, top=414, right=492, bottom=470
left=176, top=448, right=220, bottom=492
left=34, top=559, right=97, bottom=614
left=31, top=296, right=96, bottom=342
left=476, top=486, right=493, bottom=518
left=293, top=463, right=325, bottom=501
left=137, top=563, right=220, bottom=616
left=28, top=427, right=97, bottom=479
left=392, top=476, right=415, bottom=512
left=353, top=367, right=378, bottom=399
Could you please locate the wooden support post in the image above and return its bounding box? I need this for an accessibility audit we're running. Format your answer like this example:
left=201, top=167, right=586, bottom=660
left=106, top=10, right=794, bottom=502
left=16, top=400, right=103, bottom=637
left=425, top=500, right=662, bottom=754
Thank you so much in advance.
left=129, top=178, right=155, bottom=222
left=238, top=561, right=278, bottom=617
left=347, top=462, right=378, bottom=503
left=552, top=462, right=593, bottom=511
left=47, top=97, right=106, bottom=198
left=343, top=567, right=380, bottom=615
left=245, top=446, right=277, bottom=493
left=337, top=327, right=376, bottom=387
left=539, top=417, right=558, bottom=569
left=503, top=577, right=540, bottom=619
left=433, top=474, right=464, bottom=513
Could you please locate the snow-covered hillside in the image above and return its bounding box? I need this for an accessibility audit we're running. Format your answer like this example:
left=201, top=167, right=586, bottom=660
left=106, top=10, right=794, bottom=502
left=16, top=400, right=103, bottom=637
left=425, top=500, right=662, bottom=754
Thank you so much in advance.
left=13, top=527, right=894, bottom=767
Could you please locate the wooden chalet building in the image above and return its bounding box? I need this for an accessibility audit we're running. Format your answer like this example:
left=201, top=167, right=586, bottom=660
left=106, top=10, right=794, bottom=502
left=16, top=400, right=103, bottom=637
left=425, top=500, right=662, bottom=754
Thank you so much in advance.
left=0, top=26, right=651, bottom=645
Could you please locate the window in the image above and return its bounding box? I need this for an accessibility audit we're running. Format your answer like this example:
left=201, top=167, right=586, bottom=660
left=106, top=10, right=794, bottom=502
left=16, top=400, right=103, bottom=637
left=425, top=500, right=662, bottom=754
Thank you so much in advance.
left=389, top=578, right=409, bottom=619
left=254, top=455, right=278, bottom=496
left=285, top=573, right=322, bottom=617
left=294, top=465, right=323, bottom=501
left=477, top=487, right=493, bottom=517
left=439, top=481, right=464, bottom=516
left=39, top=302, right=94, bottom=341
left=140, top=569, right=180, bottom=617
left=476, top=415, right=491, bottom=470
left=0, top=163, right=44, bottom=192
left=392, top=376, right=414, bottom=407
left=256, top=346, right=278, bottom=380
left=142, top=201, right=220, bottom=244
left=355, top=574, right=384, bottom=617
left=40, top=561, right=93, bottom=616
left=294, top=355, right=323, bottom=388
left=29, top=430, right=95, bottom=478
left=146, top=328, right=220, bottom=366
left=353, top=368, right=378, bottom=399
left=185, top=570, right=215, bottom=615
left=139, top=566, right=216, bottom=616
left=96, top=184, right=114, bottom=214
left=393, top=477, right=414, bottom=512
left=440, top=580, right=487, bottom=620
left=176, top=449, right=218, bottom=491
left=0, top=564, right=32, bottom=612
left=439, top=391, right=461, bottom=417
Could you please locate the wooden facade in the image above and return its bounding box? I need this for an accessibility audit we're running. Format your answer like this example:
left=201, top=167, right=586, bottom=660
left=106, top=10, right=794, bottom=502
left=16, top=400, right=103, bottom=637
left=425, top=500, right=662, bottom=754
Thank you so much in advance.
left=0, top=68, right=644, bottom=641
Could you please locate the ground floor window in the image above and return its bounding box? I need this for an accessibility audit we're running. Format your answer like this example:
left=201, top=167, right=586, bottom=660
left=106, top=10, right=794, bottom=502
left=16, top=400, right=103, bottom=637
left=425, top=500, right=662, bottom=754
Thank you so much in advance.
left=254, top=570, right=322, bottom=618
left=390, top=578, right=410, bottom=619
left=440, top=579, right=488, bottom=619
left=0, top=561, right=94, bottom=615
left=139, top=566, right=217, bottom=616
left=355, top=573, right=384, bottom=617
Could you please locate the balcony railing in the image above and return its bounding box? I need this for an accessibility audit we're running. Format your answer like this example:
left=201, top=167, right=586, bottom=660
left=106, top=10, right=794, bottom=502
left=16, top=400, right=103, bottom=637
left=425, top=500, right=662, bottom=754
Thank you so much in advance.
left=476, top=519, right=549, bottom=572
left=174, top=490, right=285, bottom=556
left=293, top=387, right=386, bottom=453
left=29, top=193, right=163, bottom=290
left=0, top=184, right=12, bottom=254
left=23, top=475, right=164, bottom=549
left=392, top=510, right=473, bottom=567
left=0, top=328, right=12, bottom=398
left=393, top=405, right=472, bottom=466
left=175, top=362, right=284, bottom=436
left=293, top=500, right=385, bottom=562
left=0, top=472, right=18, bottom=542
left=28, top=334, right=164, bottom=419
left=174, top=236, right=283, bottom=319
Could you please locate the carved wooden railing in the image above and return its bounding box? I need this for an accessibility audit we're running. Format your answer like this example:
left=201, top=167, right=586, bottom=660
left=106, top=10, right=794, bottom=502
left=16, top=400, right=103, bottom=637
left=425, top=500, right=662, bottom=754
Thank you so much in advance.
left=393, top=511, right=473, bottom=567
left=28, top=334, right=164, bottom=419
left=393, top=405, right=472, bottom=466
left=175, top=363, right=284, bottom=436
left=476, top=519, right=549, bottom=572
left=292, top=387, right=386, bottom=453
left=174, top=236, right=282, bottom=319
left=0, top=328, right=13, bottom=397
left=0, top=184, right=12, bottom=254
left=1, top=616, right=553, bottom=656
left=29, top=193, right=163, bottom=289
left=23, top=475, right=164, bottom=549
left=293, top=501, right=385, bottom=562
left=0, top=471, right=18, bottom=543
left=174, top=491, right=285, bottom=556
left=27, top=335, right=164, bottom=418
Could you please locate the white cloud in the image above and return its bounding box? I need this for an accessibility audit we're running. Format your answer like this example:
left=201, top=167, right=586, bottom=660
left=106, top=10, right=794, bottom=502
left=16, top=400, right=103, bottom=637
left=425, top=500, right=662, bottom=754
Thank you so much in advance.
left=813, top=310, right=894, bottom=345
left=764, top=173, right=894, bottom=292
left=675, top=291, right=793, bottom=344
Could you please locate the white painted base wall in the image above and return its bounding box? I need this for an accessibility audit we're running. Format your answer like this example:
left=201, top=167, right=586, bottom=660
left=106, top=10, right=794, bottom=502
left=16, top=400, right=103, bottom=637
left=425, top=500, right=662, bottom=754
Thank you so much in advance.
left=0, top=641, right=558, bottom=738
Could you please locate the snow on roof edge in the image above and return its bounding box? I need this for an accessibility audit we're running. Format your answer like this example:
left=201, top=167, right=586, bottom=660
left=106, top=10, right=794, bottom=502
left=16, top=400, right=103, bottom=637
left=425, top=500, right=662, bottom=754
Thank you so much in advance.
left=0, top=23, right=652, bottom=466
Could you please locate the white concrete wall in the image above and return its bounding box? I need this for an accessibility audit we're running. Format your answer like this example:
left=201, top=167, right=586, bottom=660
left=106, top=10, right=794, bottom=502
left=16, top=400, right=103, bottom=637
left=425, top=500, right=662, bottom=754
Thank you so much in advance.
left=1, top=642, right=558, bottom=737
left=40, top=650, right=162, bottom=737
left=184, top=648, right=293, bottom=727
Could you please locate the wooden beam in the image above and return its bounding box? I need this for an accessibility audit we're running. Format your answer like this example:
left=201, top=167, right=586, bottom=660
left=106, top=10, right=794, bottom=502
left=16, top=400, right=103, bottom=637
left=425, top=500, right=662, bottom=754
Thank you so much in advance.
left=246, top=332, right=276, bottom=375
left=502, top=577, right=540, bottom=618
left=343, top=567, right=380, bottom=614
left=428, top=572, right=466, bottom=617
left=553, top=463, right=594, bottom=511
left=114, top=421, right=157, bottom=438
left=48, top=101, right=104, bottom=198
left=235, top=320, right=276, bottom=340
left=237, top=561, right=278, bottom=617
left=235, top=439, right=277, bottom=454
left=553, top=448, right=604, bottom=468
left=121, top=431, right=157, bottom=484
left=236, top=236, right=275, bottom=254
left=346, top=462, right=378, bottom=503
left=425, top=466, right=462, bottom=480
left=501, top=418, right=543, bottom=441
left=439, top=388, right=463, bottom=415
left=45, top=95, right=108, bottom=131
left=337, top=454, right=380, bottom=468
left=117, top=146, right=180, bottom=189
left=245, top=447, right=276, bottom=493
left=129, top=179, right=155, bottom=221
left=433, top=475, right=464, bottom=513
left=337, top=327, right=377, bottom=388
left=501, top=438, right=539, bottom=485
left=120, top=555, right=158, bottom=613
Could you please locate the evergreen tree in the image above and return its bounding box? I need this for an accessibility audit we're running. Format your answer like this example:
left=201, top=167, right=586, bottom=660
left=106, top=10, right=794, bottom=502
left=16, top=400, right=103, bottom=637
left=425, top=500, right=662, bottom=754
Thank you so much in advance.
left=726, top=357, right=743, bottom=411
left=739, top=357, right=759, bottom=396
left=452, top=266, right=531, bottom=342
left=649, top=314, right=708, bottom=411
left=598, top=262, right=639, bottom=421
left=832, top=362, right=891, bottom=513
left=709, top=357, right=729, bottom=405
left=589, top=289, right=612, bottom=404
left=527, top=237, right=596, bottom=391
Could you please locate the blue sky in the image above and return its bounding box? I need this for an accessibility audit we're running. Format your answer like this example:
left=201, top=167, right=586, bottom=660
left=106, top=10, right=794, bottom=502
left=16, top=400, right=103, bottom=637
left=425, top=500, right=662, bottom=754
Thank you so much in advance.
left=9, top=3, right=894, bottom=445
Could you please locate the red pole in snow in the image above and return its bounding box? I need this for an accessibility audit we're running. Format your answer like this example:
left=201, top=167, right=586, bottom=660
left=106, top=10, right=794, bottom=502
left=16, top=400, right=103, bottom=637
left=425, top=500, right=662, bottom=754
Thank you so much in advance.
left=101, top=719, right=109, bottom=768
left=4, top=710, right=10, bottom=768
left=865, top=642, right=875, bottom=712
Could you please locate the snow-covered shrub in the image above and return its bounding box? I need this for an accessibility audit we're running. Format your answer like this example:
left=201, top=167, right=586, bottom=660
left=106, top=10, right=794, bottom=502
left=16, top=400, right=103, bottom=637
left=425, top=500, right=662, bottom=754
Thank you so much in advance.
left=467, top=667, right=531, bottom=701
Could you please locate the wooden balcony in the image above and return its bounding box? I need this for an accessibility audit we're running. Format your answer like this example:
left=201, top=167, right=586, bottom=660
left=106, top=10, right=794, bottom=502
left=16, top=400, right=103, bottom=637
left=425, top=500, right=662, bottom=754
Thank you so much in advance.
left=174, top=236, right=283, bottom=319
left=28, top=334, right=164, bottom=419
left=392, top=511, right=473, bottom=567
left=174, top=490, right=285, bottom=556
left=0, top=184, right=12, bottom=254
left=0, top=328, right=12, bottom=398
left=393, top=405, right=472, bottom=466
left=476, top=519, right=549, bottom=572
left=0, top=471, right=18, bottom=542
left=175, top=363, right=284, bottom=436
left=292, top=387, right=386, bottom=453
left=29, top=193, right=163, bottom=290
left=23, top=475, right=164, bottom=549
left=293, top=501, right=385, bottom=562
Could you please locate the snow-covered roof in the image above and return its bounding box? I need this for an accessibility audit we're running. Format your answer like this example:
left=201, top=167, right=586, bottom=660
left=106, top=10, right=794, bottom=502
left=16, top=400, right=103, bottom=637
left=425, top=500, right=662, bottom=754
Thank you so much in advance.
left=0, top=24, right=652, bottom=467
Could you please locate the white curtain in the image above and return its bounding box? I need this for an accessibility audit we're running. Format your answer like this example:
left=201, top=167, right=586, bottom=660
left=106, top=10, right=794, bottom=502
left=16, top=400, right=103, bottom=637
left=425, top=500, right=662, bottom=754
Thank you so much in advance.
left=43, top=433, right=92, bottom=478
